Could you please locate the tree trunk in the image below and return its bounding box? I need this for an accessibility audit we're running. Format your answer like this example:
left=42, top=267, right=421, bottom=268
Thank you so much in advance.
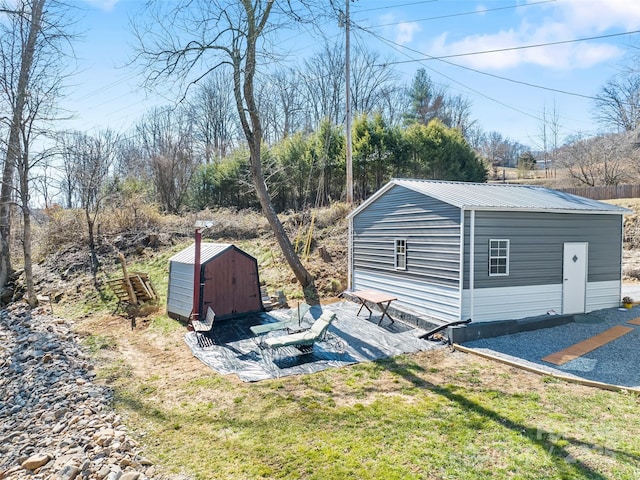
left=18, top=148, right=37, bottom=308
left=0, top=0, right=46, bottom=290
left=238, top=0, right=317, bottom=302
left=22, top=205, right=37, bottom=308
left=86, top=210, right=100, bottom=285
left=251, top=147, right=316, bottom=287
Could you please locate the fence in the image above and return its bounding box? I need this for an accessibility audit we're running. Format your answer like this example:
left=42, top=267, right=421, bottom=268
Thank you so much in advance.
left=558, top=184, right=640, bottom=201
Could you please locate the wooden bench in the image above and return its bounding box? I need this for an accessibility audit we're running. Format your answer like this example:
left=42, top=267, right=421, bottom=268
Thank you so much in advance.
left=192, top=307, right=216, bottom=347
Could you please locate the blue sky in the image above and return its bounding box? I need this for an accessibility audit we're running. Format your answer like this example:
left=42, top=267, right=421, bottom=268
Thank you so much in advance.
left=68, top=0, right=640, bottom=148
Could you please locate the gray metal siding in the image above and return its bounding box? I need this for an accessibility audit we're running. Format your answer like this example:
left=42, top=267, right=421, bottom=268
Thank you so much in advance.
left=355, top=270, right=460, bottom=323
left=353, top=185, right=462, bottom=289
left=167, top=261, right=196, bottom=320
left=464, top=211, right=622, bottom=289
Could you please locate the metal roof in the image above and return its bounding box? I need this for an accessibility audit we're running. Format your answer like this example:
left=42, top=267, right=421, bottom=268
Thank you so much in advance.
left=169, top=243, right=232, bottom=265
left=350, top=179, right=631, bottom=217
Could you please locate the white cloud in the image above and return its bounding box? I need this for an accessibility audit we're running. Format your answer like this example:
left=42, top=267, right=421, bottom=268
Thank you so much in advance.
left=424, top=0, right=640, bottom=71
left=378, top=13, right=420, bottom=46
left=432, top=29, right=623, bottom=71
left=554, top=0, right=640, bottom=32
left=82, top=0, right=119, bottom=12
left=395, top=21, right=421, bottom=45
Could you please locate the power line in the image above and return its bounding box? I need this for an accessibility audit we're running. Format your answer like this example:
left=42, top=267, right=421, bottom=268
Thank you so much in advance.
left=73, top=70, right=140, bottom=103
left=434, top=58, right=600, bottom=101
left=358, top=0, right=556, bottom=27
left=352, top=2, right=618, bottom=102
left=354, top=0, right=438, bottom=14
left=358, top=24, right=600, bottom=138
left=361, top=26, right=545, bottom=124
left=363, top=23, right=628, bottom=101
left=383, top=29, right=640, bottom=65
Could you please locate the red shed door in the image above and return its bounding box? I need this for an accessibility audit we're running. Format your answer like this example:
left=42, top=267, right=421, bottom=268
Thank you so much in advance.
left=202, top=249, right=261, bottom=317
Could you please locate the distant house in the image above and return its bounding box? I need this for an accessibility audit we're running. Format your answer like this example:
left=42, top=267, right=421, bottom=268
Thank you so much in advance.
left=348, top=179, right=630, bottom=323
left=167, top=243, right=263, bottom=321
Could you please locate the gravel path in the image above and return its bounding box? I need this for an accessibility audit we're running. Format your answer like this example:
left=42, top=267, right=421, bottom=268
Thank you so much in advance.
left=463, top=305, right=640, bottom=388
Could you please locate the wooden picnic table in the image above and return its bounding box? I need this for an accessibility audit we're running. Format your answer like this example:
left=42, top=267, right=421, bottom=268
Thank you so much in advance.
left=352, top=289, right=397, bottom=326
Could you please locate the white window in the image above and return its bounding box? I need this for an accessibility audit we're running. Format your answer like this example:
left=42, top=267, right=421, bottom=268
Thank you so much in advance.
left=489, top=239, right=509, bottom=276
left=395, top=239, right=407, bottom=270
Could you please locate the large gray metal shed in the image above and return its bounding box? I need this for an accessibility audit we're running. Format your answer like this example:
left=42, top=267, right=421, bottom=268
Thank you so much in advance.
left=348, top=179, right=631, bottom=323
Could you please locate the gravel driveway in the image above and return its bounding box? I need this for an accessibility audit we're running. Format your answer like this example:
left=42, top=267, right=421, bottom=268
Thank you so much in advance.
left=462, top=304, right=640, bottom=389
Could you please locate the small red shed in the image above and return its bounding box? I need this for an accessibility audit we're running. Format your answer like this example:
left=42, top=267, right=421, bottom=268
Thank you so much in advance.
left=167, top=243, right=263, bottom=321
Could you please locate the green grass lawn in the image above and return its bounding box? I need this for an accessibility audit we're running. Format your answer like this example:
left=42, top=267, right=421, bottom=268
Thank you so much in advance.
left=96, top=343, right=640, bottom=480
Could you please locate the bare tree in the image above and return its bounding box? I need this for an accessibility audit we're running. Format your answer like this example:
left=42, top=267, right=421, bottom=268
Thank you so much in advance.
left=255, top=80, right=280, bottom=145
left=377, top=84, right=410, bottom=127
left=16, top=80, right=63, bottom=307
left=133, top=0, right=318, bottom=296
left=301, top=41, right=346, bottom=129
left=442, top=94, right=475, bottom=137
left=0, top=0, right=46, bottom=292
left=257, top=67, right=306, bottom=144
left=482, top=131, right=508, bottom=178
left=66, top=130, right=119, bottom=283
left=113, top=134, right=145, bottom=181
left=546, top=101, right=562, bottom=178
left=473, top=131, right=527, bottom=178
left=135, top=106, right=197, bottom=213
left=350, top=45, right=398, bottom=116
left=465, top=125, right=486, bottom=154
left=190, top=72, right=239, bottom=163
left=0, top=0, right=76, bottom=297
left=298, top=41, right=402, bottom=133
left=537, top=104, right=549, bottom=175
left=17, top=145, right=47, bottom=307
left=33, top=164, right=55, bottom=209
left=558, top=134, right=629, bottom=186
left=56, top=131, right=79, bottom=208
left=594, top=73, right=640, bottom=132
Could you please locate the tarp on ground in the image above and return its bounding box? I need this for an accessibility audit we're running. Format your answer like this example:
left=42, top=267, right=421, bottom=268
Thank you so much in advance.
left=184, top=301, right=441, bottom=382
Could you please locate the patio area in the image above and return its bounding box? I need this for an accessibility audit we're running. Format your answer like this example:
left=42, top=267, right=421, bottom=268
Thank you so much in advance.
left=184, top=301, right=442, bottom=382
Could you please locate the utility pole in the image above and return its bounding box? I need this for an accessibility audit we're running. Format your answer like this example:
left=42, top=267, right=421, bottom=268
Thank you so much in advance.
left=345, top=0, right=353, bottom=205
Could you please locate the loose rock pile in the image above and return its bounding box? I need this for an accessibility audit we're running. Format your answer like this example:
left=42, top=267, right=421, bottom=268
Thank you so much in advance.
left=0, top=303, right=188, bottom=480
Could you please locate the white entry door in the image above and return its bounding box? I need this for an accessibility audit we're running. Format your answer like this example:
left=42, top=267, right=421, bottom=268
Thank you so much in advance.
left=562, top=242, right=588, bottom=314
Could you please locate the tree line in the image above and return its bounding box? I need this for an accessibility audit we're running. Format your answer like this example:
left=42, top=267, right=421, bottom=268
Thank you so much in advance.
left=55, top=112, right=487, bottom=216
